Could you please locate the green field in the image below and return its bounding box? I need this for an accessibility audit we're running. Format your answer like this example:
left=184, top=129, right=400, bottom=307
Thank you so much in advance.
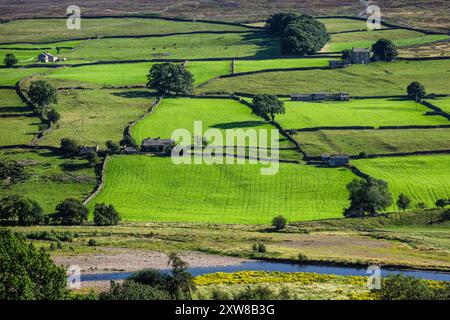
left=0, top=18, right=252, bottom=43
left=319, top=18, right=386, bottom=33
left=326, top=29, right=449, bottom=52
left=89, top=155, right=356, bottom=223
left=234, top=58, right=335, bottom=73
left=275, top=98, right=448, bottom=130
left=353, top=155, right=450, bottom=210
left=0, top=89, right=40, bottom=146
left=0, top=67, right=49, bottom=86
left=198, top=60, right=450, bottom=96
left=46, top=60, right=231, bottom=87
left=131, top=97, right=287, bottom=147
left=0, top=148, right=96, bottom=212
left=64, top=32, right=279, bottom=62
left=39, top=89, right=155, bottom=147
left=294, top=128, right=450, bottom=156
left=428, top=98, right=450, bottom=114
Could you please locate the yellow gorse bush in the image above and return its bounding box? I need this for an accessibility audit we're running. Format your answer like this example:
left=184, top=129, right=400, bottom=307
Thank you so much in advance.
left=194, top=271, right=367, bottom=286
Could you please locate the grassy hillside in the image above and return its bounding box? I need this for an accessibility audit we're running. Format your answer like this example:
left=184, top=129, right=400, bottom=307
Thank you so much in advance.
left=429, top=98, right=450, bottom=114
left=0, top=89, right=40, bottom=146
left=276, top=98, right=448, bottom=130
left=89, top=155, right=356, bottom=223
left=39, top=89, right=155, bottom=147
left=0, top=148, right=96, bottom=212
left=46, top=61, right=231, bottom=87
left=326, top=29, right=448, bottom=52
left=294, top=128, right=450, bottom=157
left=0, top=18, right=253, bottom=43
left=198, top=60, right=450, bottom=96
left=131, top=97, right=287, bottom=148
left=0, top=67, right=48, bottom=86
left=233, top=58, right=336, bottom=73
left=353, top=155, right=450, bottom=210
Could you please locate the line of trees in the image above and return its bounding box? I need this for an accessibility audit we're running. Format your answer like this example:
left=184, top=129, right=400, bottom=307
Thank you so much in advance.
left=266, top=13, right=329, bottom=55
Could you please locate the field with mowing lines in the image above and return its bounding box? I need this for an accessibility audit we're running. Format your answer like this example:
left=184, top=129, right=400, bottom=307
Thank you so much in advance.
left=353, top=155, right=450, bottom=210
left=233, top=58, right=335, bottom=73
left=294, top=128, right=450, bottom=157
left=0, top=89, right=40, bottom=146
left=429, top=98, right=450, bottom=114
left=89, top=155, right=355, bottom=223
left=0, top=148, right=95, bottom=213
left=131, top=97, right=289, bottom=148
left=46, top=60, right=231, bottom=87
left=65, top=32, right=279, bottom=62
left=0, top=67, right=48, bottom=86
left=39, top=89, right=155, bottom=147
left=275, top=98, right=448, bottom=130
left=0, top=18, right=252, bottom=43
left=326, top=29, right=449, bottom=52
left=198, top=60, right=450, bottom=96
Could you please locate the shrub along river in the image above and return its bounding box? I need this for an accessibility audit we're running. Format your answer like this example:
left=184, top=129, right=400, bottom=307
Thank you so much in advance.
left=80, top=261, right=450, bottom=282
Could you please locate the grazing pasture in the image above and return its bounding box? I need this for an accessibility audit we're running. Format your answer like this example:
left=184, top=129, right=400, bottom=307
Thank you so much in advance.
left=65, top=32, right=279, bottom=62
left=0, top=18, right=252, bottom=43
left=233, top=58, right=336, bottom=73
left=0, top=89, right=39, bottom=146
left=353, top=155, right=450, bottom=210
left=429, top=98, right=450, bottom=114
left=318, top=18, right=386, bottom=33
left=326, top=29, right=449, bottom=52
left=294, top=128, right=450, bottom=157
left=0, top=148, right=96, bottom=213
left=89, top=155, right=355, bottom=223
left=46, top=60, right=231, bottom=87
left=198, top=60, right=450, bottom=96
left=39, top=89, right=155, bottom=147
left=275, top=98, right=448, bottom=130
left=0, top=67, right=48, bottom=86
left=131, top=97, right=287, bottom=148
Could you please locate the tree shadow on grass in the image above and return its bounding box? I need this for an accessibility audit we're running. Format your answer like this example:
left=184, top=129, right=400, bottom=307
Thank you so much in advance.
left=211, top=121, right=266, bottom=129
left=110, top=90, right=158, bottom=99
left=241, top=32, right=281, bottom=59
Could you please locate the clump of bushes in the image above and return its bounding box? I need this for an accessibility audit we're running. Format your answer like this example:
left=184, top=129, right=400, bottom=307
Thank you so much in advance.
left=51, top=198, right=88, bottom=225
left=26, top=230, right=74, bottom=242
left=272, top=215, right=288, bottom=230
left=0, top=195, right=43, bottom=226
left=252, top=242, right=267, bottom=253
left=93, top=203, right=121, bottom=226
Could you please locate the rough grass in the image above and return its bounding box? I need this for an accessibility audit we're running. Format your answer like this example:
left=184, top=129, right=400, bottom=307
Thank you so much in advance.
left=65, top=32, right=279, bottom=62
left=198, top=60, right=450, bottom=96
left=353, top=155, right=450, bottom=210
left=0, top=18, right=252, bottom=43
left=88, top=155, right=355, bottom=223
left=234, top=58, right=336, bottom=73
left=0, top=89, right=40, bottom=146
left=276, top=98, right=448, bottom=130
left=0, top=148, right=96, bottom=213
left=131, top=97, right=288, bottom=148
left=326, top=29, right=449, bottom=52
left=39, top=89, right=155, bottom=147
left=46, top=60, right=231, bottom=87
left=294, top=128, right=450, bottom=157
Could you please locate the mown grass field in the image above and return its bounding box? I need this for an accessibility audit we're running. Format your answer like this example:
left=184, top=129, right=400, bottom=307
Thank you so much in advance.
left=276, top=98, right=448, bottom=130
left=0, top=67, right=48, bottom=86
left=353, top=155, right=450, bottom=210
left=294, top=128, right=450, bottom=157
left=198, top=60, right=450, bottom=96
left=326, top=29, right=449, bottom=52
left=89, top=155, right=356, bottom=223
left=39, top=89, right=155, bottom=147
left=0, top=18, right=252, bottom=43
left=64, top=32, right=279, bottom=62
left=319, top=18, right=386, bottom=33
left=0, top=148, right=96, bottom=213
left=131, top=97, right=288, bottom=148
left=0, top=89, right=40, bottom=146
left=233, top=58, right=336, bottom=73
left=46, top=60, right=231, bottom=87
